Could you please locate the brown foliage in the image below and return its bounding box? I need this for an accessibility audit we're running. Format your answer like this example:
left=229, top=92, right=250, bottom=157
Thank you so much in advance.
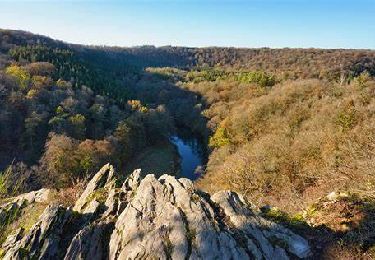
left=40, top=134, right=115, bottom=188
left=197, top=77, right=375, bottom=213
left=24, top=62, right=55, bottom=77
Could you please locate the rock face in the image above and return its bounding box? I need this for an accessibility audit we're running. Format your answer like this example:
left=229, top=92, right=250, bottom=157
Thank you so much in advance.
left=1, top=164, right=311, bottom=259
left=0, top=188, right=51, bottom=246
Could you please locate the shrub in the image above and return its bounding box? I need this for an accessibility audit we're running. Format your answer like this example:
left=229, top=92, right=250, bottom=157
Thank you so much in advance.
left=209, top=125, right=230, bottom=148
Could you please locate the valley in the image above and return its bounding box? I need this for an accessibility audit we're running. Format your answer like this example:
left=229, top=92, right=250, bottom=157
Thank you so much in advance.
left=0, top=28, right=375, bottom=258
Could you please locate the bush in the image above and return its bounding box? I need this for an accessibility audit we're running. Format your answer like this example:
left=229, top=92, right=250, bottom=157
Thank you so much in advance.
left=209, top=125, right=230, bottom=148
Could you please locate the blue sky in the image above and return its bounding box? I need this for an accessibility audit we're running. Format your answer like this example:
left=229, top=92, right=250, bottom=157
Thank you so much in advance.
left=0, top=0, right=374, bottom=49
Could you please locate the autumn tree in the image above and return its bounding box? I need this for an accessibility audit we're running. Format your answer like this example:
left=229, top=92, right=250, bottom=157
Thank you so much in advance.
left=40, top=134, right=79, bottom=187
left=5, top=65, right=30, bottom=90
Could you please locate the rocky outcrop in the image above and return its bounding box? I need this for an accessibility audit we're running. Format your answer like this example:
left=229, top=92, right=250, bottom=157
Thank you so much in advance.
left=0, top=188, right=51, bottom=248
left=1, top=164, right=311, bottom=259
left=2, top=206, right=71, bottom=259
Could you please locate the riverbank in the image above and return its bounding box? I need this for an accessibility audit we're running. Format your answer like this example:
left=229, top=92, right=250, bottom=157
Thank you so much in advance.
left=123, top=128, right=207, bottom=181
left=124, top=141, right=180, bottom=178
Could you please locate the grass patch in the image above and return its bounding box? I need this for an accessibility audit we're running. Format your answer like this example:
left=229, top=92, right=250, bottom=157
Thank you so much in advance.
left=261, top=206, right=311, bottom=232
left=86, top=188, right=108, bottom=204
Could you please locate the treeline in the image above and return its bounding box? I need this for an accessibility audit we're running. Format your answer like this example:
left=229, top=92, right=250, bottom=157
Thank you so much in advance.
left=2, top=29, right=375, bottom=80
left=192, top=48, right=375, bottom=79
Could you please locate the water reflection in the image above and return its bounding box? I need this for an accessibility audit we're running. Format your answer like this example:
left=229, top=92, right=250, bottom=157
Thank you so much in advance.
left=170, top=131, right=205, bottom=180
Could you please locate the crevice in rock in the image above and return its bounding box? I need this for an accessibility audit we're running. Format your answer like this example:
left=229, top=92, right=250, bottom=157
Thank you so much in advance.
left=177, top=207, right=193, bottom=260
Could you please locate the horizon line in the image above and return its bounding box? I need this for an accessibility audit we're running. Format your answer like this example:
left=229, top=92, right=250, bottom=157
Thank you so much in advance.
left=2, top=27, right=374, bottom=51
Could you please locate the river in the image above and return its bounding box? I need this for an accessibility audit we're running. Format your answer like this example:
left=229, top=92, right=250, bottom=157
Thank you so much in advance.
left=170, top=131, right=206, bottom=180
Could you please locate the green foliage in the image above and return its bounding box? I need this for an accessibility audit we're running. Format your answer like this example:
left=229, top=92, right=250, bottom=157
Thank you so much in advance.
left=5, top=65, right=30, bottom=90
left=0, top=201, right=48, bottom=248
left=0, top=202, right=23, bottom=244
left=56, top=105, right=64, bottom=115
left=22, top=111, right=46, bottom=149
left=68, top=114, right=86, bottom=139
left=262, top=207, right=309, bottom=230
left=235, top=71, right=276, bottom=87
left=187, top=69, right=227, bottom=82
left=86, top=188, right=108, bottom=204
left=336, top=105, right=357, bottom=130
left=145, top=67, right=186, bottom=81
left=186, top=69, right=276, bottom=87
left=9, top=45, right=132, bottom=101
left=48, top=116, right=67, bottom=134
left=209, top=126, right=230, bottom=148
left=354, top=71, right=371, bottom=89
left=0, top=166, right=22, bottom=198
left=113, top=118, right=146, bottom=169
left=0, top=172, right=7, bottom=196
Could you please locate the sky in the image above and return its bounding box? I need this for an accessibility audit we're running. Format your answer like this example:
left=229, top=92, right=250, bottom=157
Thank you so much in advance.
left=0, top=0, right=374, bottom=49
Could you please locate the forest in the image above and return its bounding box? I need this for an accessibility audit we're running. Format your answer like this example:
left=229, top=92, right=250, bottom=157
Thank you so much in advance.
left=1, top=29, right=375, bottom=258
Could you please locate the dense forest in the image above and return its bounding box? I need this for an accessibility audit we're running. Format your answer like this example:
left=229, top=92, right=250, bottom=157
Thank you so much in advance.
left=1, top=29, right=375, bottom=258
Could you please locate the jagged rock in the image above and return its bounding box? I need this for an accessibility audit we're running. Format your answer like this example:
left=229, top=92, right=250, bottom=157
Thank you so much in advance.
left=0, top=188, right=52, bottom=245
left=13, top=188, right=51, bottom=204
left=64, top=218, right=115, bottom=260
left=0, top=188, right=50, bottom=214
left=1, top=228, right=23, bottom=253
left=103, top=169, right=141, bottom=218
left=211, top=191, right=310, bottom=259
left=109, top=174, right=311, bottom=259
left=73, top=163, right=115, bottom=213
left=2, top=205, right=71, bottom=259
left=1, top=164, right=311, bottom=259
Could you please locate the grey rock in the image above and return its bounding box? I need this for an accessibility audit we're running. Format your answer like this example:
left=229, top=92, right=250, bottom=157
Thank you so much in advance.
left=64, top=218, right=115, bottom=260
left=1, top=164, right=311, bottom=259
left=109, top=174, right=311, bottom=259
left=73, top=163, right=115, bottom=213
left=2, top=205, right=71, bottom=259
left=13, top=188, right=51, bottom=204
left=0, top=188, right=51, bottom=227
left=211, top=191, right=311, bottom=259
